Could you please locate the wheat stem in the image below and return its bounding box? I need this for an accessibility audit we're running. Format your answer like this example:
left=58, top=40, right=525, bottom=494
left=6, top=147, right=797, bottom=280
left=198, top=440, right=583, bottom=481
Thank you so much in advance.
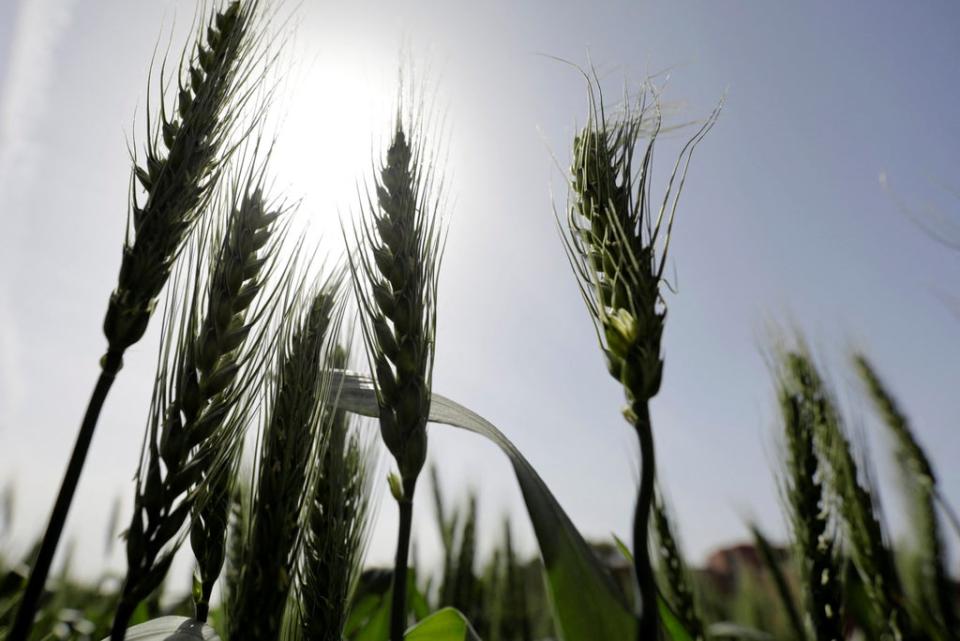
left=391, top=482, right=416, bottom=641
left=631, top=401, right=658, bottom=641
left=7, top=351, right=121, bottom=641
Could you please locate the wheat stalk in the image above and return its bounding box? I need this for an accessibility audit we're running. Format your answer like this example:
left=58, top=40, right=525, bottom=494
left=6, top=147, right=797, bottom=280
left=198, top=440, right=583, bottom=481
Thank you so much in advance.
left=105, top=0, right=265, bottom=355
left=111, top=169, right=288, bottom=640
left=485, top=548, right=505, bottom=641
left=229, top=278, right=344, bottom=641
left=749, top=523, right=805, bottom=640
left=854, top=354, right=957, bottom=640
left=778, top=352, right=844, bottom=641
left=792, top=353, right=912, bottom=641
left=8, top=4, right=266, bottom=637
left=347, top=106, right=443, bottom=641
left=562, top=76, right=719, bottom=640
left=453, top=493, right=479, bottom=614
left=297, top=347, right=376, bottom=641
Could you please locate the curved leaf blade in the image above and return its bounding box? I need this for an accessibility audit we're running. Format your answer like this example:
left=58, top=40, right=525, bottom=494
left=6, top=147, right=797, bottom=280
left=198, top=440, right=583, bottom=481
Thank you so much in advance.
left=404, top=607, right=479, bottom=641
left=102, top=616, right=220, bottom=641
left=332, top=372, right=637, bottom=641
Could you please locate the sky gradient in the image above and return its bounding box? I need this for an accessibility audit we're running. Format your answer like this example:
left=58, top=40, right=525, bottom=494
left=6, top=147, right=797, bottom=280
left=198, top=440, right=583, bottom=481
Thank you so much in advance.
left=1, top=0, right=958, bottom=585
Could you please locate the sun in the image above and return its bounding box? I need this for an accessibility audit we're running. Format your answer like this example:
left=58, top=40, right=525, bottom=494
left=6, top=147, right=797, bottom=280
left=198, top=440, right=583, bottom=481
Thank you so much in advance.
left=267, top=47, right=396, bottom=255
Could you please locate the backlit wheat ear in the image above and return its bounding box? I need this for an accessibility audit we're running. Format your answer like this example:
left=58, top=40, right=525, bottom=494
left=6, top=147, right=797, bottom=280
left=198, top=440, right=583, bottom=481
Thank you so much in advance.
left=347, top=107, right=444, bottom=641
left=791, top=352, right=913, bottom=641
left=778, top=353, right=844, bottom=641
left=350, top=117, right=442, bottom=488
left=854, top=355, right=958, bottom=638
left=105, top=0, right=264, bottom=356
left=562, top=77, right=719, bottom=640
left=229, top=277, right=345, bottom=641
left=7, top=4, right=268, bottom=637
left=112, top=169, right=289, bottom=641
left=299, top=347, right=376, bottom=641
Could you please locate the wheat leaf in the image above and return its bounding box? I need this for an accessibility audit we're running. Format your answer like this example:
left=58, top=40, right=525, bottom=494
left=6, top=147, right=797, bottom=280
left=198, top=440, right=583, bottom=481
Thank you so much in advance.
left=101, top=617, right=219, bottom=641
left=330, top=371, right=635, bottom=641
left=403, top=608, right=480, bottom=641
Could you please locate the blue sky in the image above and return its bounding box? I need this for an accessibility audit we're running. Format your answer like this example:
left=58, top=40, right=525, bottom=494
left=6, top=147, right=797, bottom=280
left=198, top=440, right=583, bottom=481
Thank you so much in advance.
left=1, top=0, right=958, bottom=584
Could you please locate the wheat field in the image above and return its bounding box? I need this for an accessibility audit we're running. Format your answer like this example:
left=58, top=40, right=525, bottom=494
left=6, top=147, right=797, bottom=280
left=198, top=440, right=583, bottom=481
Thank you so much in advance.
left=0, top=1, right=957, bottom=641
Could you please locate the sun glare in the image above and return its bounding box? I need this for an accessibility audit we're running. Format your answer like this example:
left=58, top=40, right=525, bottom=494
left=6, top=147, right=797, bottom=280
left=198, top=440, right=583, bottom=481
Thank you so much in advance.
left=268, top=49, right=396, bottom=258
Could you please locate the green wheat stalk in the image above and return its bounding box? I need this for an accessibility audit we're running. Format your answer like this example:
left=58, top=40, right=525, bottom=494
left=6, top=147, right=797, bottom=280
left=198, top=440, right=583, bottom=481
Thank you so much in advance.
left=855, top=354, right=957, bottom=640
left=111, top=165, right=289, bottom=640
left=562, top=76, right=719, bottom=640
left=229, top=277, right=344, bottom=641
left=430, top=465, right=460, bottom=607
left=749, top=523, right=805, bottom=641
left=347, top=106, right=444, bottom=641
left=485, top=548, right=505, bottom=641
left=779, top=352, right=845, bottom=641
left=796, top=353, right=912, bottom=641
left=453, top=493, right=479, bottom=615
left=8, top=4, right=266, bottom=637
left=298, top=347, right=377, bottom=641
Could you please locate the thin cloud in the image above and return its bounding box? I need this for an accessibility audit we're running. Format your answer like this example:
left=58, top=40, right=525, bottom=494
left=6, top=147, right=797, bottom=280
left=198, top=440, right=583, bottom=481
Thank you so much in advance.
left=0, top=0, right=78, bottom=433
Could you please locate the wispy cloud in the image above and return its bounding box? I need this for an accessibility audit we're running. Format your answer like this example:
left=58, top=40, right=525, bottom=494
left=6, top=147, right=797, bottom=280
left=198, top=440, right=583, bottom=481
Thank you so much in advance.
left=0, top=0, right=78, bottom=433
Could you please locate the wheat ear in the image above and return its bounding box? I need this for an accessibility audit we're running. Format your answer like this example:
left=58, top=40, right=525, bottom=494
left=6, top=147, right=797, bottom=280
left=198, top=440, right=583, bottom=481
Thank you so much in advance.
left=779, top=353, right=845, bottom=641
left=795, top=353, right=912, bottom=641
left=854, top=354, right=957, bottom=639
left=111, top=169, right=287, bottom=640
left=297, top=346, right=376, bottom=641
left=347, top=108, right=443, bottom=641
left=229, top=278, right=345, bottom=641
left=562, top=77, right=719, bottom=640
